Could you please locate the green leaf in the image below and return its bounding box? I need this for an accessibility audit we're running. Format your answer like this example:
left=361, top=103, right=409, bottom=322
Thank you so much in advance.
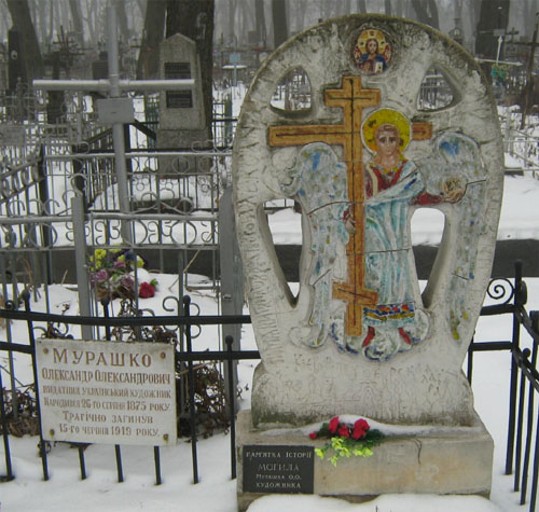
left=314, top=447, right=326, bottom=460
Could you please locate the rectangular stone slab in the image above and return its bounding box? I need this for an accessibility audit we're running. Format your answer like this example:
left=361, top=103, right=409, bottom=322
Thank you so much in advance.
left=236, top=410, right=493, bottom=511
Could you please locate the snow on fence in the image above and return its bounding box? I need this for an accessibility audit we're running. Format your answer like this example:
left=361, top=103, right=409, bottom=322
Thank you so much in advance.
left=1, top=264, right=539, bottom=511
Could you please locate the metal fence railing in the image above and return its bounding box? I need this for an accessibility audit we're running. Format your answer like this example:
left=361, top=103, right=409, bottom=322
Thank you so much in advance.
left=2, top=262, right=539, bottom=512
left=468, top=262, right=539, bottom=512
left=0, top=291, right=254, bottom=485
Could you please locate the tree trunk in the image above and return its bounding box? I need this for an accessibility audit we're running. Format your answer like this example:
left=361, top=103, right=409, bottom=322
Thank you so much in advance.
left=136, top=0, right=167, bottom=79
left=83, top=0, right=97, bottom=45
left=255, top=0, right=267, bottom=46
left=227, top=0, right=236, bottom=45
left=0, top=0, right=9, bottom=35
left=272, top=0, right=288, bottom=48
left=165, top=0, right=215, bottom=137
left=356, top=0, right=367, bottom=14
left=385, top=0, right=392, bottom=16
left=525, top=0, right=539, bottom=39
left=116, top=0, right=130, bottom=42
left=474, top=0, right=509, bottom=58
left=6, top=0, right=44, bottom=84
left=287, top=0, right=308, bottom=33
left=411, top=0, right=440, bottom=29
left=69, top=0, right=84, bottom=47
left=255, top=0, right=266, bottom=47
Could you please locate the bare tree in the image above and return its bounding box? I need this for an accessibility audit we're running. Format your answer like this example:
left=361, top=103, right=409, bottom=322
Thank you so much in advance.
left=411, top=0, right=439, bottom=29
left=272, top=0, right=288, bottom=47
left=318, top=0, right=337, bottom=21
left=6, top=0, right=44, bottom=83
left=165, top=0, right=215, bottom=133
left=227, top=0, right=237, bottom=45
left=30, top=0, right=47, bottom=45
left=287, top=0, right=308, bottom=34
left=475, top=0, right=509, bottom=58
left=0, top=0, right=9, bottom=35
left=255, top=0, right=267, bottom=46
left=116, top=0, right=131, bottom=42
left=82, top=0, right=100, bottom=45
left=68, top=0, right=84, bottom=46
left=236, top=0, right=254, bottom=45
left=136, top=0, right=167, bottom=79
left=391, top=0, right=409, bottom=17
left=356, top=0, right=367, bottom=13
left=341, top=0, right=351, bottom=16
left=524, top=0, right=539, bottom=39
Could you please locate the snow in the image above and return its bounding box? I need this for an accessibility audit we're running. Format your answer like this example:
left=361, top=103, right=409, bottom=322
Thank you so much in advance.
left=1, top=278, right=529, bottom=512
left=267, top=172, right=539, bottom=247
left=2, top=84, right=539, bottom=510
left=0, top=306, right=522, bottom=512
left=498, top=174, right=539, bottom=240
left=2, top=174, right=538, bottom=511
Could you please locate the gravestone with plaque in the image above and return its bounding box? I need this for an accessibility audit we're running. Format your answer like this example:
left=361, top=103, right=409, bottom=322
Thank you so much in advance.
left=157, top=33, right=209, bottom=174
left=232, top=15, right=504, bottom=511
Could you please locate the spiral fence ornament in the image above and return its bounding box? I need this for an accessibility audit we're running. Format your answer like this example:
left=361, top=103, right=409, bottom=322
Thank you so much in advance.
left=486, top=278, right=515, bottom=305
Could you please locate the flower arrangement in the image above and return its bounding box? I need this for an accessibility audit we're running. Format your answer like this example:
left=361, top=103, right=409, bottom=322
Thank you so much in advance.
left=89, top=248, right=158, bottom=301
left=309, top=416, right=384, bottom=466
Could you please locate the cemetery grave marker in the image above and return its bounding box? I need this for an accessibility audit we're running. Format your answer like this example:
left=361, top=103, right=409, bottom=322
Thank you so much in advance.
left=232, top=14, right=504, bottom=510
left=157, top=33, right=210, bottom=173
left=36, top=339, right=177, bottom=446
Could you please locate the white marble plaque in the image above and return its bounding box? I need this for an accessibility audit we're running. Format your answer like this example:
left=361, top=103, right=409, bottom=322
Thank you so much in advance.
left=36, top=339, right=177, bottom=446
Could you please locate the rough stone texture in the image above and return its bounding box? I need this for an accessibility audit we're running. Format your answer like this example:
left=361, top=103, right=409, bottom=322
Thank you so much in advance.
left=232, top=15, right=504, bottom=429
left=157, top=33, right=210, bottom=172
left=158, top=33, right=205, bottom=131
left=236, top=411, right=494, bottom=511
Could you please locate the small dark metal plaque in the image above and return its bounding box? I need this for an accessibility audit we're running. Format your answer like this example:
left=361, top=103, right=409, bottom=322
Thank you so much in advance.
left=243, top=445, right=314, bottom=494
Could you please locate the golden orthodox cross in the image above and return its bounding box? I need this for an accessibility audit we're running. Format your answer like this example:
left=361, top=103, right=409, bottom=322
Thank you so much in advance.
left=269, top=75, right=432, bottom=337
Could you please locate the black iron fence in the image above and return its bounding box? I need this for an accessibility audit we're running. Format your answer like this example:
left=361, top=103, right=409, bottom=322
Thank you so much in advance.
left=467, top=262, right=539, bottom=511
left=1, top=262, right=539, bottom=511
left=0, top=292, right=255, bottom=486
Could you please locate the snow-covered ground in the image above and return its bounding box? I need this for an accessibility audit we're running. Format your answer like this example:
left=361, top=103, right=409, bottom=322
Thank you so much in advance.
left=267, top=172, right=539, bottom=247
left=2, top=77, right=539, bottom=510
left=1, top=277, right=535, bottom=512
left=2, top=173, right=539, bottom=511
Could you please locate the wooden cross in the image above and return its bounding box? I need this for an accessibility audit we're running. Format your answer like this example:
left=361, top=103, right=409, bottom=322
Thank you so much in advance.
left=269, top=75, right=431, bottom=337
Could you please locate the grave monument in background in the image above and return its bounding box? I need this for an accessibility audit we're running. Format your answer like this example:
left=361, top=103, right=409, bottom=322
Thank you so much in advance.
left=157, top=34, right=210, bottom=173
left=232, top=15, right=504, bottom=510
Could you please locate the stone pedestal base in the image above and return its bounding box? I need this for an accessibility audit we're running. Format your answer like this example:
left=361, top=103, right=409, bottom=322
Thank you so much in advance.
left=236, top=410, right=493, bottom=512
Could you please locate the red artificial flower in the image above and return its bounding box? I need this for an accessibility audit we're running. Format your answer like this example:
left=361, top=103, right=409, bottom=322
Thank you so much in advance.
left=338, top=425, right=350, bottom=438
left=328, top=416, right=340, bottom=434
left=352, top=418, right=370, bottom=440
left=139, top=281, right=156, bottom=298
left=309, top=432, right=317, bottom=440
left=354, top=418, right=370, bottom=431
left=352, top=425, right=366, bottom=440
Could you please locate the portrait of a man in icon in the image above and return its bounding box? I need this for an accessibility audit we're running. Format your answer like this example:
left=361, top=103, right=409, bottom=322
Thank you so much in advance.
left=353, top=28, right=392, bottom=74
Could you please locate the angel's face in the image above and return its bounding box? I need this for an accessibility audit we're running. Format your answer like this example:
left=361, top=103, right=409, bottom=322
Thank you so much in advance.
left=375, top=127, right=400, bottom=158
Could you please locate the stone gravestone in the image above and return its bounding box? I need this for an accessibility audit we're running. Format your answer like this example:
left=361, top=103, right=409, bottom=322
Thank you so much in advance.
left=157, top=33, right=209, bottom=173
left=232, top=15, right=504, bottom=510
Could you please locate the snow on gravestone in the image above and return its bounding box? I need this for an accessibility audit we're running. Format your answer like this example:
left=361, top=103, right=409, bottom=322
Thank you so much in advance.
left=232, top=15, right=504, bottom=429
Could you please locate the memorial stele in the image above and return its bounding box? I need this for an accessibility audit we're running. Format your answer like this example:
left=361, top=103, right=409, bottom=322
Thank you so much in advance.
left=232, top=15, right=504, bottom=509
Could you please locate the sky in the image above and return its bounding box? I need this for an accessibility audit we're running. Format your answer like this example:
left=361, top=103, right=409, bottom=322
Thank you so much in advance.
left=1, top=171, right=539, bottom=511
